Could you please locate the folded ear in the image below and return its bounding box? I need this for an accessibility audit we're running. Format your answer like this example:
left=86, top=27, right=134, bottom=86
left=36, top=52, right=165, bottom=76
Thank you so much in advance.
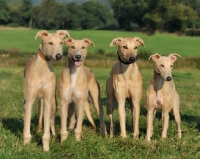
left=64, top=38, right=74, bottom=46
left=109, top=37, right=122, bottom=47
left=168, top=53, right=181, bottom=62
left=56, top=30, right=70, bottom=39
left=134, top=37, right=145, bottom=47
left=83, top=38, right=95, bottom=47
left=35, top=30, right=49, bottom=40
left=149, top=53, right=161, bottom=61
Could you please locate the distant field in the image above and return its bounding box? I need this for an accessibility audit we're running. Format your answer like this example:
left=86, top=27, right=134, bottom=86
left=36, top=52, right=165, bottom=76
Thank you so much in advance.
left=0, top=29, right=199, bottom=57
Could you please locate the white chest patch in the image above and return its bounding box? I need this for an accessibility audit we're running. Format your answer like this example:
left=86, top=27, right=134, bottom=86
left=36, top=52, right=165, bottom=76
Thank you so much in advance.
left=39, top=82, right=47, bottom=89
left=154, top=96, right=163, bottom=108
left=64, top=68, right=82, bottom=102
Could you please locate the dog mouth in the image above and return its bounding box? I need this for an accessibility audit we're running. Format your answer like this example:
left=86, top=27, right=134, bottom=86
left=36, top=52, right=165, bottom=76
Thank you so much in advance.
left=73, top=59, right=82, bottom=67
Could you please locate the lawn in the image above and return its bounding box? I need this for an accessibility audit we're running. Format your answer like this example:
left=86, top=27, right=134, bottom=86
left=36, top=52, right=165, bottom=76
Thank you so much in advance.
left=0, top=29, right=200, bottom=57
left=0, top=65, right=200, bottom=158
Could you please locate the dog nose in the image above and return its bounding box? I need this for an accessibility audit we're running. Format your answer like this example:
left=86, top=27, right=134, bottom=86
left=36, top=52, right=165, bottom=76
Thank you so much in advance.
left=75, top=54, right=81, bottom=60
left=166, top=76, right=172, bottom=81
left=129, top=57, right=136, bottom=62
left=56, top=54, right=62, bottom=60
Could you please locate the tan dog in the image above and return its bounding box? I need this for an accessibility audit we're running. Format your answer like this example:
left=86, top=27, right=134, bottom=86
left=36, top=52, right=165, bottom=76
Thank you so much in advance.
left=23, top=30, right=70, bottom=151
left=106, top=37, right=144, bottom=138
left=146, top=53, right=181, bottom=141
left=58, top=38, right=106, bottom=143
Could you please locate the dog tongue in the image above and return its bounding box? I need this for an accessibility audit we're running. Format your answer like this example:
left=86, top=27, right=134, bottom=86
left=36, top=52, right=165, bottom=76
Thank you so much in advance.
left=75, top=61, right=81, bottom=67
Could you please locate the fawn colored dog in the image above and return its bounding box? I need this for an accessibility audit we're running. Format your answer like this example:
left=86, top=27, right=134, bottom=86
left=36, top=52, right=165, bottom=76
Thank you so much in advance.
left=23, top=30, right=70, bottom=151
left=146, top=53, right=181, bottom=140
left=58, top=38, right=106, bottom=143
left=106, top=37, right=144, bottom=138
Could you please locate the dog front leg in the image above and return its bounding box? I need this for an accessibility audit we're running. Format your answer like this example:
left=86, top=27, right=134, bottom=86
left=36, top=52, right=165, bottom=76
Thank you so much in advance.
left=42, top=99, right=51, bottom=151
left=23, top=99, right=34, bottom=145
left=50, top=96, right=56, bottom=136
left=60, top=100, right=69, bottom=143
left=146, top=109, right=154, bottom=141
left=161, top=111, right=169, bottom=139
left=75, top=99, right=85, bottom=141
left=132, top=101, right=140, bottom=138
left=118, top=100, right=126, bottom=138
left=38, top=98, right=44, bottom=133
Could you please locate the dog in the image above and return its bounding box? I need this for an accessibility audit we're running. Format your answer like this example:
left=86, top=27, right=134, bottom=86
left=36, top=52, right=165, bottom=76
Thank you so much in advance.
left=23, top=30, right=70, bottom=151
left=146, top=53, right=181, bottom=141
left=58, top=38, right=106, bottom=143
left=106, top=37, right=144, bottom=138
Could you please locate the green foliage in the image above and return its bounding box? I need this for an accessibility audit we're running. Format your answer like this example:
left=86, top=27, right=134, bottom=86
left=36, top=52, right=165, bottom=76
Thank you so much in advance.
left=0, top=0, right=10, bottom=24
left=21, top=0, right=32, bottom=27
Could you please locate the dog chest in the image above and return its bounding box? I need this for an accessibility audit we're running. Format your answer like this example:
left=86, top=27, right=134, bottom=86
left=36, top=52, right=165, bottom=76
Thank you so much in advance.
left=64, top=86, right=82, bottom=102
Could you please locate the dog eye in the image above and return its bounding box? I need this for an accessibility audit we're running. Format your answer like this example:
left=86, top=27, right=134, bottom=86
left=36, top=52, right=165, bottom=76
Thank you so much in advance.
left=48, top=42, right=53, bottom=45
left=170, top=65, right=173, bottom=68
left=81, top=46, right=85, bottom=49
left=123, top=46, right=128, bottom=49
left=134, top=46, right=138, bottom=49
left=60, top=42, right=63, bottom=45
left=160, top=64, right=164, bottom=67
left=71, top=46, right=75, bottom=49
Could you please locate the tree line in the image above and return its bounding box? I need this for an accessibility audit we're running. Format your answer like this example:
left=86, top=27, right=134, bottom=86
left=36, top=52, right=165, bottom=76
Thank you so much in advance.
left=1, top=0, right=200, bottom=35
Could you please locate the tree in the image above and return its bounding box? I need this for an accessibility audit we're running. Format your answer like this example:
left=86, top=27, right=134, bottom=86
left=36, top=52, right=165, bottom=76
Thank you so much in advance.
left=81, top=1, right=112, bottom=29
left=0, top=0, right=10, bottom=25
left=32, top=0, right=60, bottom=29
left=21, top=0, right=32, bottom=28
left=8, top=1, right=23, bottom=26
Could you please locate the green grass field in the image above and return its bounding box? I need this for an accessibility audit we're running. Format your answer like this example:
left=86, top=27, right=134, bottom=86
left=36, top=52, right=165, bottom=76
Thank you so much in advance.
left=0, top=65, right=200, bottom=158
left=0, top=29, right=200, bottom=57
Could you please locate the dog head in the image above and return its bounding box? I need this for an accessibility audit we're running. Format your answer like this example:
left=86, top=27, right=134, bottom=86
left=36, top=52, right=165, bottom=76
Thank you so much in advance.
left=110, top=37, right=144, bottom=64
left=64, top=38, right=95, bottom=67
left=149, top=53, right=181, bottom=81
left=35, top=30, right=70, bottom=61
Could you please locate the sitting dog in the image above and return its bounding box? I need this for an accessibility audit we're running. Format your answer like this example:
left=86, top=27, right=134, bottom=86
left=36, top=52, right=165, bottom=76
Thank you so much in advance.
left=106, top=37, right=144, bottom=138
left=23, top=30, right=70, bottom=151
left=146, top=53, right=181, bottom=140
left=58, top=38, right=106, bottom=143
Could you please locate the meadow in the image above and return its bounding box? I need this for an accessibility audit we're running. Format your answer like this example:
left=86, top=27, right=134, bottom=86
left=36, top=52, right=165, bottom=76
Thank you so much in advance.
left=0, top=29, right=200, bottom=57
left=0, top=29, right=200, bottom=158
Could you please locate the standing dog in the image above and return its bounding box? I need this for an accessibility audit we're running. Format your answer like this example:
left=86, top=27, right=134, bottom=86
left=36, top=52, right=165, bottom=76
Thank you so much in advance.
left=146, top=53, right=181, bottom=141
left=106, top=37, right=144, bottom=138
left=58, top=38, right=106, bottom=143
left=23, top=30, right=70, bottom=151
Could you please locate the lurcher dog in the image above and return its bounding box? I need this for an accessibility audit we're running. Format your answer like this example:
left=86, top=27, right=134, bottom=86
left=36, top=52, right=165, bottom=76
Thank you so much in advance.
left=23, top=30, right=70, bottom=151
left=58, top=38, right=106, bottom=143
left=146, top=53, right=181, bottom=141
left=106, top=37, right=144, bottom=138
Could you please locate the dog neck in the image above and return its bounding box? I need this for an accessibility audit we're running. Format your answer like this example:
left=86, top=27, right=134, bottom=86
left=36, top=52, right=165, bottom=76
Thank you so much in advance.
left=117, top=52, right=132, bottom=65
left=38, top=49, right=51, bottom=61
left=153, top=69, right=164, bottom=92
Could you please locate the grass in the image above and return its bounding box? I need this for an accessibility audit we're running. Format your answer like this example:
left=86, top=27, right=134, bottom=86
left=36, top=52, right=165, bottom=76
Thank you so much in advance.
left=0, top=65, right=200, bottom=158
left=0, top=29, right=200, bottom=57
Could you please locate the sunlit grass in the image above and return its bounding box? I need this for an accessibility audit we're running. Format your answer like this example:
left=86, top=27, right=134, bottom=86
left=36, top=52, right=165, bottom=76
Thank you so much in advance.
left=0, top=66, right=200, bottom=158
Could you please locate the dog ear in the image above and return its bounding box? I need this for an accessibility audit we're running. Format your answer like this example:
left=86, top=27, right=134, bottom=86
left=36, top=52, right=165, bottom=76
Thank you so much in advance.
left=35, top=30, right=49, bottom=40
left=64, top=38, right=74, bottom=46
left=83, top=38, right=95, bottom=47
left=109, top=37, right=122, bottom=47
left=149, top=53, right=161, bottom=61
left=168, top=53, right=181, bottom=62
left=56, top=30, right=70, bottom=39
left=134, top=37, right=145, bottom=47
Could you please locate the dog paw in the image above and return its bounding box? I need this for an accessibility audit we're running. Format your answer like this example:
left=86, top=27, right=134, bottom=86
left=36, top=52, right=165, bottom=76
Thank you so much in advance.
left=42, top=137, right=50, bottom=151
left=23, top=135, right=31, bottom=145
left=61, top=132, right=68, bottom=143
